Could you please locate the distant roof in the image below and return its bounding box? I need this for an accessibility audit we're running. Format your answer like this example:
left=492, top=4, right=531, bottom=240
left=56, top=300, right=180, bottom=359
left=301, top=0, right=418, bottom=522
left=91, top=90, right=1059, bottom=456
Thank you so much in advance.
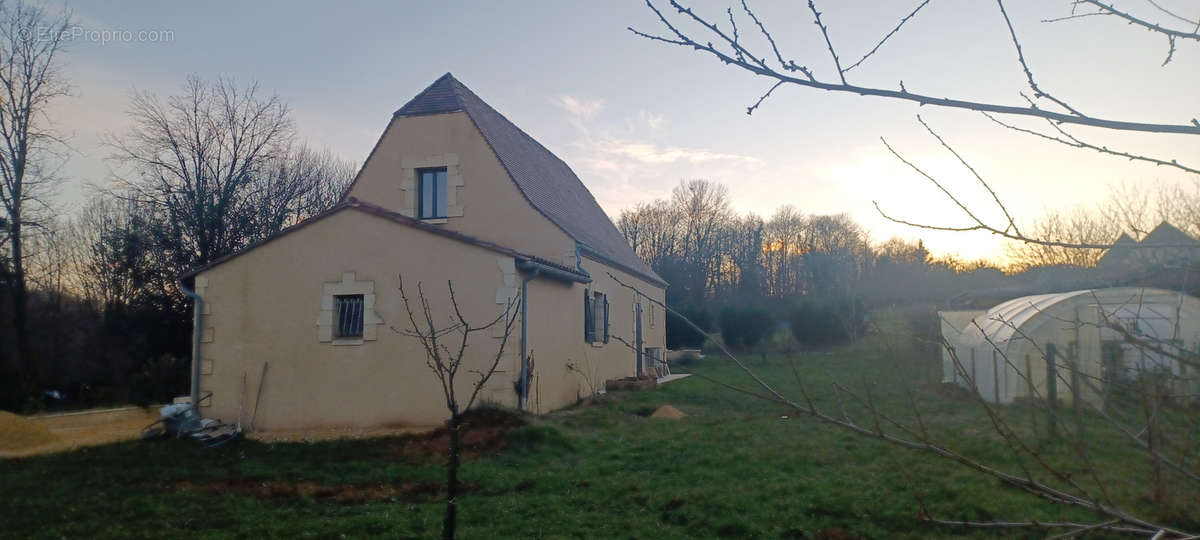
left=181, top=201, right=590, bottom=284
left=1096, top=233, right=1136, bottom=267
left=393, top=73, right=665, bottom=286
left=1097, top=223, right=1200, bottom=270
left=1141, top=221, right=1197, bottom=247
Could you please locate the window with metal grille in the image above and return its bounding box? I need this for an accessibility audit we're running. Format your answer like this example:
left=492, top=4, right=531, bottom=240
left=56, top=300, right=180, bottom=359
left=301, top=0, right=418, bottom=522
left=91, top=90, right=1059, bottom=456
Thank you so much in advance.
left=334, top=294, right=365, bottom=338
left=417, top=167, right=448, bottom=219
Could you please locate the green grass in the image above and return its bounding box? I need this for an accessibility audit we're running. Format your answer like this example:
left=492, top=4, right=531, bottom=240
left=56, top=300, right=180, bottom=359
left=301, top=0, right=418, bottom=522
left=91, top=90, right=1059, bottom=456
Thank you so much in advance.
left=3, top=313, right=1198, bottom=539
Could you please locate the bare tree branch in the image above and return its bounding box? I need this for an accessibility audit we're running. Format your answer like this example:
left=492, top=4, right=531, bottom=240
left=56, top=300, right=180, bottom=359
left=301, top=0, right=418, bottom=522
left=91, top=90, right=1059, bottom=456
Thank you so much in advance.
left=630, top=0, right=1200, bottom=134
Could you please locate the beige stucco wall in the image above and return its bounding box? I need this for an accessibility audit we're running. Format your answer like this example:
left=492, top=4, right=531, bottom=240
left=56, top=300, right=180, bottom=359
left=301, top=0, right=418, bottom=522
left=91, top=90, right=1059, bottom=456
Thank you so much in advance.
left=521, top=255, right=668, bottom=413
left=196, top=209, right=528, bottom=430
left=345, top=111, right=575, bottom=266
left=194, top=208, right=667, bottom=430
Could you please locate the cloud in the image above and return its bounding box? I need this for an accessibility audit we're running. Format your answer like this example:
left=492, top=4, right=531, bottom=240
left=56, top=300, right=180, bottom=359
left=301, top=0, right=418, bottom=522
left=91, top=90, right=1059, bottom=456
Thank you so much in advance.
left=637, top=110, right=665, bottom=131
left=594, top=139, right=760, bottom=165
left=547, top=98, right=764, bottom=218
left=555, top=95, right=604, bottom=121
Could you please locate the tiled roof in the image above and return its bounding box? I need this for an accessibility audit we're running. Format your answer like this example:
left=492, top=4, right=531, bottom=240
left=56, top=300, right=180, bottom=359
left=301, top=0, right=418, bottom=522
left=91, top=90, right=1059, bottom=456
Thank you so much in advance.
left=394, top=73, right=665, bottom=287
left=181, top=201, right=590, bottom=284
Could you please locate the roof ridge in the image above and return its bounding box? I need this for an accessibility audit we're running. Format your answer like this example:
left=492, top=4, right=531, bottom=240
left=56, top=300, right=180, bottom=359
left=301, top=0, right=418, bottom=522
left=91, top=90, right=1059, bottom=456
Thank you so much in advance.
left=446, top=77, right=665, bottom=285
left=450, top=79, right=607, bottom=212
left=394, top=73, right=465, bottom=117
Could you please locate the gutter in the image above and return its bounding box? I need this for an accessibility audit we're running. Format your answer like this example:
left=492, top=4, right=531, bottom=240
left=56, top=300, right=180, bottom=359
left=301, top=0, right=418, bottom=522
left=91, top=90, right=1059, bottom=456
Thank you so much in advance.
left=177, top=278, right=203, bottom=407
left=513, top=258, right=590, bottom=412
left=518, top=267, right=539, bottom=412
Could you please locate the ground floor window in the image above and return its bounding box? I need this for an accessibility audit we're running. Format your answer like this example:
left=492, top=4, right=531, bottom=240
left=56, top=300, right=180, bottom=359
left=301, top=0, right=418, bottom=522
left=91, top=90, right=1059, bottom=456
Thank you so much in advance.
left=335, top=294, right=365, bottom=338
left=584, top=289, right=609, bottom=344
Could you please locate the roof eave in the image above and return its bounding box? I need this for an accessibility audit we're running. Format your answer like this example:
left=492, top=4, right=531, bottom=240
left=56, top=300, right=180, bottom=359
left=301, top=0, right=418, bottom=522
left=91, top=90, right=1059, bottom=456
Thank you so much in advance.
left=578, top=245, right=668, bottom=288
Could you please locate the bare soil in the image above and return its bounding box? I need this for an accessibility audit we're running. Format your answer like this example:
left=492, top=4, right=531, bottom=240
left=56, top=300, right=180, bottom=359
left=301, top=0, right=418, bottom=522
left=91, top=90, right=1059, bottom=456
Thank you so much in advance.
left=168, top=478, right=479, bottom=505
left=389, top=407, right=526, bottom=462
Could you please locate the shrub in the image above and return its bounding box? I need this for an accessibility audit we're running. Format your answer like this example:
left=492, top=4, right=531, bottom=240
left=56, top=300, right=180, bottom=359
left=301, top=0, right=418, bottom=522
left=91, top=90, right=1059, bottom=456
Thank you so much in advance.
left=718, top=306, right=774, bottom=350
left=667, top=306, right=711, bottom=349
left=788, top=297, right=864, bottom=347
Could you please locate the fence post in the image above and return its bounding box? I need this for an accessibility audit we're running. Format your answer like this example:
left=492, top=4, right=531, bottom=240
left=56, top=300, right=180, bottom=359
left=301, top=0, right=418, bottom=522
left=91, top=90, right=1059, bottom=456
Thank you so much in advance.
left=1046, top=344, right=1058, bottom=439
left=1069, top=344, right=1085, bottom=454
left=992, top=350, right=1000, bottom=403
left=1026, top=354, right=1038, bottom=435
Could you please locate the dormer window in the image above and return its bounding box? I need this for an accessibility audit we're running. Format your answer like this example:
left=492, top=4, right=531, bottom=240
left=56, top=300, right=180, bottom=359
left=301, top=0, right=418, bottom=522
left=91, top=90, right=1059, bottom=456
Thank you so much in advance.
left=418, top=168, right=448, bottom=219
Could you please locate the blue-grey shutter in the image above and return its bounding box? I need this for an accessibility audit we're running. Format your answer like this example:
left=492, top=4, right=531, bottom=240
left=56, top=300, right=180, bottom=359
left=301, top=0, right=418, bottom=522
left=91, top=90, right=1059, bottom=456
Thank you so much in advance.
left=584, top=288, right=594, bottom=342
left=602, top=295, right=610, bottom=343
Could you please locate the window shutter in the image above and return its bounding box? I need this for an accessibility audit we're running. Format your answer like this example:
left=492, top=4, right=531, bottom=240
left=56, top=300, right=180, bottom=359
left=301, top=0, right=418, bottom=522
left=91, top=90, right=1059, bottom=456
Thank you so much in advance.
left=603, top=295, right=610, bottom=343
left=584, top=288, right=594, bottom=342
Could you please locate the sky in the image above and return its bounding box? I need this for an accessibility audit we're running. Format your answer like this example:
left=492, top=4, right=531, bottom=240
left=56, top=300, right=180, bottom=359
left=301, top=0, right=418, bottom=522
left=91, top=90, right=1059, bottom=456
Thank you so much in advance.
left=38, top=0, right=1200, bottom=263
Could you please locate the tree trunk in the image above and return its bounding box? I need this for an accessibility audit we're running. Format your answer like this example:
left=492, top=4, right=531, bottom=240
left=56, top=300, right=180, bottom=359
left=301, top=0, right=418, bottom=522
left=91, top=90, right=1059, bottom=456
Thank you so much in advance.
left=9, top=217, right=34, bottom=406
left=443, top=411, right=461, bottom=540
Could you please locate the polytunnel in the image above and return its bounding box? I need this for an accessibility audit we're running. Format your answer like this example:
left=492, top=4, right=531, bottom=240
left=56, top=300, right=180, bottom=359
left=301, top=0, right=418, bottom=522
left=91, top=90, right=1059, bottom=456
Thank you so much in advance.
left=938, top=287, right=1200, bottom=408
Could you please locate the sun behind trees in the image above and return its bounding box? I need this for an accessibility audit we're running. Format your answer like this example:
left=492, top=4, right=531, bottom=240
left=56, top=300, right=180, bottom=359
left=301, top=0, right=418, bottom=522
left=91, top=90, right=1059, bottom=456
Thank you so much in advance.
left=618, top=179, right=1013, bottom=349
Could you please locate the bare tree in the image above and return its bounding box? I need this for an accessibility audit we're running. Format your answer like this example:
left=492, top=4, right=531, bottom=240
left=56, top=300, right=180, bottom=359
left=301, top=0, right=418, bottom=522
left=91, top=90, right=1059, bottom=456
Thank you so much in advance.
left=619, top=199, right=680, bottom=276
left=0, top=0, right=70, bottom=401
left=394, top=277, right=520, bottom=540
left=1006, top=206, right=1119, bottom=270
left=65, top=195, right=160, bottom=307
left=674, top=179, right=734, bottom=292
left=106, top=76, right=355, bottom=273
left=107, top=76, right=293, bottom=268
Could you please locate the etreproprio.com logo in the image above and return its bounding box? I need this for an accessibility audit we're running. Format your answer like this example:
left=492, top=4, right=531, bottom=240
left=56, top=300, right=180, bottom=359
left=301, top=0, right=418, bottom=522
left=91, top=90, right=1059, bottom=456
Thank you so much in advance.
left=27, top=24, right=174, bottom=44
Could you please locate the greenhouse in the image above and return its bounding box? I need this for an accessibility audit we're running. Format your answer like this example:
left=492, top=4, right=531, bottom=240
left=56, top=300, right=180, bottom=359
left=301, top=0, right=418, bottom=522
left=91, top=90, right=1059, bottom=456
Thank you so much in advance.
left=938, top=287, right=1200, bottom=408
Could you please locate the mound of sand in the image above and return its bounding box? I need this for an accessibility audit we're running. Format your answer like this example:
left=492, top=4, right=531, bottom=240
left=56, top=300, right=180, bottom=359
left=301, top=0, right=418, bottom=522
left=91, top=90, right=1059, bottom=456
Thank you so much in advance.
left=0, top=410, right=60, bottom=451
left=650, top=405, right=687, bottom=419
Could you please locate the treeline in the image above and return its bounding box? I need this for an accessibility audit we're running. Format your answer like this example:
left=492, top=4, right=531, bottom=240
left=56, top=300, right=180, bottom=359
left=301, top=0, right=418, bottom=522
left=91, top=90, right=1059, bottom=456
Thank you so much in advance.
left=0, top=76, right=354, bottom=412
left=1006, top=181, right=1200, bottom=270
left=619, top=180, right=1017, bottom=350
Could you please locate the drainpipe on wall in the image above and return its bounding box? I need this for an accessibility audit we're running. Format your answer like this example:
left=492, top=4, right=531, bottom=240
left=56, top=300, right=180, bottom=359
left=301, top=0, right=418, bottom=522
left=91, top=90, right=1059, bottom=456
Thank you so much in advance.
left=178, top=278, right=204, bottom=408
left=573, top=244, right=587, bottom=275
left=518, top=267, right=540, bottom=412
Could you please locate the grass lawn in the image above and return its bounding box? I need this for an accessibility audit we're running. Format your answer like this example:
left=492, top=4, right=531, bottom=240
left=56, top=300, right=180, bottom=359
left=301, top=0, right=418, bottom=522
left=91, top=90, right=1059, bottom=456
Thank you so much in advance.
left=3, top=313, right=1197, bottom=539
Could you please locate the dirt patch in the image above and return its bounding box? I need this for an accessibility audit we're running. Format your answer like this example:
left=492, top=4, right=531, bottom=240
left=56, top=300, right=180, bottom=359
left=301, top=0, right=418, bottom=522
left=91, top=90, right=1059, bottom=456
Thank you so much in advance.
left=169, top=477, right=479, bottom=504
left=248, top=425, right=433, bottom=444
left=650, top=405, right=687, bottom=419
left=390, top=407, right=526, bottom=463
left=605, top=376, right=657, bottom=392
left=815, top=527, right=861, bottom=540
left=1, top=407, right=159, bottom=458
left=0, top=411, right=60, bottom=452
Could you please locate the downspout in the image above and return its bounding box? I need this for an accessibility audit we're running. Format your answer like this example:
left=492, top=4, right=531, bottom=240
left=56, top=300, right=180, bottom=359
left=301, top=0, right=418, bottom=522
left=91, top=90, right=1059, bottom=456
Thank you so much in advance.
left=519, top=267, right=541, bottom=412
left=178, top=278, right=203, bottom=407
left=573, top=244, right=587, bottom=275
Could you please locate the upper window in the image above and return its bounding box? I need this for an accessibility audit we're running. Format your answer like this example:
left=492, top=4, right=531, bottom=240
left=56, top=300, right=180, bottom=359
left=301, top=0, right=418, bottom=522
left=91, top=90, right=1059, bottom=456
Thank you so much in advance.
left=418, top=168, right=448, bottom=219
left=334, top=294, right=365, bottom=338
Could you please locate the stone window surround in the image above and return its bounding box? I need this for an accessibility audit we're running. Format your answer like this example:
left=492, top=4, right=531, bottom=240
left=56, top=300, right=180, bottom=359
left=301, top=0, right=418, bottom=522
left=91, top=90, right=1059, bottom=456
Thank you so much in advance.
left=399, top=154, right=464, bottom=221
left=317, top=272, right=384, bottom=345
left=194, top=275, right=215, bottom=406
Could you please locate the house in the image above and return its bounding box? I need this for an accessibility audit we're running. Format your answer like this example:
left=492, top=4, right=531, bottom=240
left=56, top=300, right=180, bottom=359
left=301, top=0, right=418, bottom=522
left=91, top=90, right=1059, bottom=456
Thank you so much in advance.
left=179, top=74, right=668, bottom=430
left=1096, top=222, right=1200, bottom=291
